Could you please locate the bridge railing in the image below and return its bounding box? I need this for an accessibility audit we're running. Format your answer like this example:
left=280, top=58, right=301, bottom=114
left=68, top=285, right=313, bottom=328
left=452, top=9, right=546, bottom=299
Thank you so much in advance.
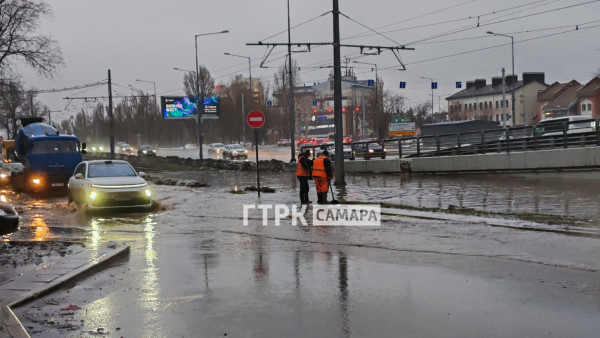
left=375, top=118, right=600, bottom=159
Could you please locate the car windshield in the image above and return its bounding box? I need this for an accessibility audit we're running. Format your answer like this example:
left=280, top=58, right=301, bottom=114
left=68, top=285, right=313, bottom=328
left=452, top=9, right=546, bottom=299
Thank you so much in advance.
left=31, top=139, right=79, bottom=154
left=229, top=144, right=244, bottom=149
left=88, top=162, right=137, bottom=178
left=140, top=145, right=153, bottom=150
left=212, top=143, right=225, bottom=148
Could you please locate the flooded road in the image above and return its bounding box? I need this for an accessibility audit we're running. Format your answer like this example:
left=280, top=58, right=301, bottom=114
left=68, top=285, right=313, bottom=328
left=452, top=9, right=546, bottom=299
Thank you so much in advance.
left=4, top=171, right=600, bottom=337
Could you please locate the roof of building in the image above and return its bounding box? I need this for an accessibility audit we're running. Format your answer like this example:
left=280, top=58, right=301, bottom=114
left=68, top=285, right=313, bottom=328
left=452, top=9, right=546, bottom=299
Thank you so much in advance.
left=446, top=80, right=524, bottom=100
left=536, top=82, right=567, bottom=101
left=577, top=76, right=600, bottom=97
left=542, top=83, right=583, bottom=111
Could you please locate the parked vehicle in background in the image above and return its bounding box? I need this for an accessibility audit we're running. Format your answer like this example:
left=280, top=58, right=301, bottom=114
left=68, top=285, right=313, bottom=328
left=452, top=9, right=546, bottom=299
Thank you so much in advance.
left=68, top=160, right=151, bottom=210
left=90, top=145, right=105, bottom=153
left=320, top=141, right=353, bottom=160
left=137, top=145, right=156, bottom=157
left=11, top=118, right=84, bottom=194
left=351, top=139, right=386, bottom=160
left=222, top=144, right=248, bottom=160
left=0, top=140, right=22, bottom=186
left=207, top=143, right=227, bottom=157
left=118, top=143, right=135, bottom=156
left=535, top=116, right=596, bottom=137
left=277, top=138, right=291, bottom=147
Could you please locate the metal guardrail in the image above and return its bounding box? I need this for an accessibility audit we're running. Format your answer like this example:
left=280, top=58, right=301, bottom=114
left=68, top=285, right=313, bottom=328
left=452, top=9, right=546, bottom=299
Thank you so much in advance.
left=296, top=118, right=600, bottom=160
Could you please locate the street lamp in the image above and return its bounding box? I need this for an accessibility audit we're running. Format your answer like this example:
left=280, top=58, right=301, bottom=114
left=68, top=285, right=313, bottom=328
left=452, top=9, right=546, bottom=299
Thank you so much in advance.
left=194, top=30, right=229, bottom=159
left=487, top=31, right=515, bottom=126
left=224, top=52, right=252, bottom=145
left=135, top=78, right=156, bottom=144
left=353, top=61, right=380, bottom=138
left=421, top=77, right=435, bottom=115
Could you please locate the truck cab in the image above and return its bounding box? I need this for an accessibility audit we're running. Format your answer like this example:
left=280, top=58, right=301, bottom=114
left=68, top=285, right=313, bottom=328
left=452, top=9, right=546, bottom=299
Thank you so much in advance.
left=11, top=119, right=83, bottom=194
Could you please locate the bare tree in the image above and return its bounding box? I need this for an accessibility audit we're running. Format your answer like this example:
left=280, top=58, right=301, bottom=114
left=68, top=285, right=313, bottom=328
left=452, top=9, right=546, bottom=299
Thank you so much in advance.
left=0, top=80, right=30, bottom=138
left=0, top=0, right=64, bottom=77
left=183, top=65, right=215, bottom=98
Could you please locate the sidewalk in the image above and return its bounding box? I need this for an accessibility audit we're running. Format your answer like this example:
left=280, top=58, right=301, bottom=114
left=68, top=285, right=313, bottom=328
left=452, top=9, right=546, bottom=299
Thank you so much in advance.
left=0, top=244, right=130, bottom=337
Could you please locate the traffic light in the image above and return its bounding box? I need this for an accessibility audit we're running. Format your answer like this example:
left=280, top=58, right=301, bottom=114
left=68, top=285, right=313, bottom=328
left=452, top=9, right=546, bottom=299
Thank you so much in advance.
left=327, top=108, right=333, bottom=114
left=355, top=106, right=360, bottom=112
left=394, top=118, right=399, bottom=123
left=342, top=107, right=347, bottom=113
left=312, top=109, right=317, bottom=115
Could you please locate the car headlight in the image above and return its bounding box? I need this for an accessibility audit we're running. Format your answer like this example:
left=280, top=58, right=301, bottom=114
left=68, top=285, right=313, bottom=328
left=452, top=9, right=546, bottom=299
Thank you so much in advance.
left=144, top=189, right=152, bottom=197
left=232, top=151, right=238, bottom=155
left=32, top=178, right=41, bottom=185
left=368, top=149, right=374, bottom=153
left=91, top=147, right=97, bottom=152
left=143, top=150, right=148, bottom=154
left=0, top=195, right=7, bottom=203
left=244, top=150, right=248, bottom=154
left=99, top=146, right=104, bottom=151
left=0, top=174, right=6, bottom=179
left=89, top=191, right=98, bottom=200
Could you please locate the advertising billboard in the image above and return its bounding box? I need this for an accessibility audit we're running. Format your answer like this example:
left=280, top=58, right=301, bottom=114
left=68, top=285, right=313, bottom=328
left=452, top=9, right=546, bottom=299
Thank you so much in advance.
left=161, top=96, right=220, bottom=119
left=161, top=96, right=198, bottom=119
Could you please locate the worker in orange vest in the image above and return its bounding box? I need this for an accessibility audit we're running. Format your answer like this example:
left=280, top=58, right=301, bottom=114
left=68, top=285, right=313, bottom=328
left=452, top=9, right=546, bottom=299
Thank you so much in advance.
left=312, top=150, right=333, bottom=204
left=296, top=149, right=313, bottom=204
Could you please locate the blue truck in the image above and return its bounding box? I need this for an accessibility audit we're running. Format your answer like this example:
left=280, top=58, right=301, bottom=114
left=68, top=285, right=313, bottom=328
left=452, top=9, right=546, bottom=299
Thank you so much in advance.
left=11, top=118, right=84, bottom=194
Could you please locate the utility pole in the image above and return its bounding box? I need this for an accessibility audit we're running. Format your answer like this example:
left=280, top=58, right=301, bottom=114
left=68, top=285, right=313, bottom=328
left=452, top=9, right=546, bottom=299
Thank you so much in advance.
left=501, top=68, right=507, bottom=128
left=287, top=0, right=296, bottom=162
left=333, top=0, right=345, bottom=185
left=108, top=69, right=115, bottom=159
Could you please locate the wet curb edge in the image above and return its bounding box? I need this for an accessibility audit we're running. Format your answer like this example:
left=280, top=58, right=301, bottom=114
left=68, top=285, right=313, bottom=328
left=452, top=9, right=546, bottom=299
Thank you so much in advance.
left=1, top=245, right=130, bottom=338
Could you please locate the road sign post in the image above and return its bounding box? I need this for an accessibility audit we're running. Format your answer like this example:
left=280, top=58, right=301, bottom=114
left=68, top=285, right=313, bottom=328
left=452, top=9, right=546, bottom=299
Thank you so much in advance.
left=247, top=110, right=265, bottom=198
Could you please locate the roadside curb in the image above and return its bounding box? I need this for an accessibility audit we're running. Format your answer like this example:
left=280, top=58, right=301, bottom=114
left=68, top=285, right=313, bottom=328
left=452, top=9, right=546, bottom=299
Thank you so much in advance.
left=0, top=244, right=130, bottom=337
left=381, top=207, right=600, bottom=239
left=0, top=307, right=28, bottom=338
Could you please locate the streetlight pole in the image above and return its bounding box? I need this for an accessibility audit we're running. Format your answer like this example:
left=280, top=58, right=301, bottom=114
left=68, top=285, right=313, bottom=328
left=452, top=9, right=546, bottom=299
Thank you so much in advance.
left=135, top=79, right=156, bottom=144
left=487, top=31, right=515, bottom=126
left=194, top=30, right=229, bottom=160
left=353, top=61, right=380, bottom=138
left=421, top=77, right=434, bottom=115
left=224, top=52, right=252, bottom=145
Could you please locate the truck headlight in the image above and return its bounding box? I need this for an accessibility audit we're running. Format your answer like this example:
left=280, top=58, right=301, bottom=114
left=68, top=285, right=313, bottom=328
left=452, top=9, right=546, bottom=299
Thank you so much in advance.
left=0, top=195, right=7, bottom=203
left=32, top=178, right=41, bottom=185
left=144, top=189, right=152, bottom=197
left=0, top=174, right=6, bottom=179
left=89, top=191, right=98, bottom=200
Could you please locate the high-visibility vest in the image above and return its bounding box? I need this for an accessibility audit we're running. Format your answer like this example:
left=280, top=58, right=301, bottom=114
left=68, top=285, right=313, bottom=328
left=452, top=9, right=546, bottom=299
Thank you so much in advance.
left=312, top=154, right=328, bottom=178
left=296, top=155, right=311, bottom=177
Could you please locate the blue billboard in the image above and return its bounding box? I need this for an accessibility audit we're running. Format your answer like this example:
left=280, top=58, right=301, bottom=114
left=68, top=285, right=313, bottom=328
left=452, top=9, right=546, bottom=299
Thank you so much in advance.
left=161, top=96, right=220, bottom=119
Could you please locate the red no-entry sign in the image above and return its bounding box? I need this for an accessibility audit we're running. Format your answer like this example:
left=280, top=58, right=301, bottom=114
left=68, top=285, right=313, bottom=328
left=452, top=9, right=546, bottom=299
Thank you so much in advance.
left=247, top=110, right=265, bottom=128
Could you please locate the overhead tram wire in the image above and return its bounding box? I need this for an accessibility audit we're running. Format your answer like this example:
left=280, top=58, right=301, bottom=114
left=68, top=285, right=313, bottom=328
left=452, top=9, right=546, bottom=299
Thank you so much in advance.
left=258, top=11, right=331, bottom=42
left=379, top=23, right=600, bottom=70
left=404, top=0, right=600, bottom=46
left=342, top=0, right=557, bottom=42
left=409, top=18, right=600, bottom=46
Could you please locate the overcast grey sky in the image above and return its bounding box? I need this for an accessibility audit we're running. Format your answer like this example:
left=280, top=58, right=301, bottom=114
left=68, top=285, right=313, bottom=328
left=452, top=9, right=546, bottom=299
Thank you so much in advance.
left=20, top=0, right=600, bottom=122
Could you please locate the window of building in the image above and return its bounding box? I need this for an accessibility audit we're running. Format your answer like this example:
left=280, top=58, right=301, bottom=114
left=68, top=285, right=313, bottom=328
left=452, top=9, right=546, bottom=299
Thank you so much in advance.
left=588, top=104, right=592, bottom=111
left=489, top=101, right=492, bottom=108
left=484, top=102, right=488, bottom=109
left=495, top=101, right=499, bottom=108
left=505, top=100, right=509, bottom=107
left=469, top=103, right=472, bottom=110
left=495, top=114, right=499, bottom=121
left=582, top=104, right=587, bottom=111
left=464, top=104, right=468, bottom=111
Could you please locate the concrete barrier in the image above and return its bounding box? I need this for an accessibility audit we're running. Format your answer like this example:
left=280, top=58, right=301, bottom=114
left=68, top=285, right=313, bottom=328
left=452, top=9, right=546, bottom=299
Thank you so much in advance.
left=344, top=146, right=600, bottom=173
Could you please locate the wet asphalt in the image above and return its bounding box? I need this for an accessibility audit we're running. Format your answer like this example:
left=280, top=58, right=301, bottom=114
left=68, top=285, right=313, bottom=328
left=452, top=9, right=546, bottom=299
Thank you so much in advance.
left=3, top=164, right=600, bottom=337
